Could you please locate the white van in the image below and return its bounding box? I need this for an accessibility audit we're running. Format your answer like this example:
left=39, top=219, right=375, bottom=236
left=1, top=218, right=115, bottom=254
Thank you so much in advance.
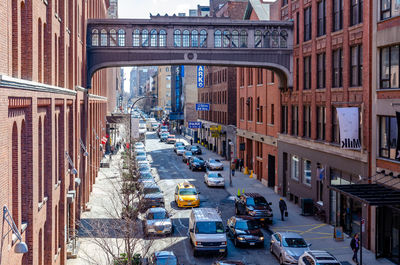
left=189, top=208, right=227, bottom=257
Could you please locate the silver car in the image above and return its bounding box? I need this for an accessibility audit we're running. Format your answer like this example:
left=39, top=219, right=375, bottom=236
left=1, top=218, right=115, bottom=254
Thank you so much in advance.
left=176, top=146, right=186, bottom=156
left=206, top=158, right=224, bottom=170
left=270, top=232, right=311, bottom=264
left=143, top=207, right=173, bottom=236
left=204, top=172, right=225, bottom=187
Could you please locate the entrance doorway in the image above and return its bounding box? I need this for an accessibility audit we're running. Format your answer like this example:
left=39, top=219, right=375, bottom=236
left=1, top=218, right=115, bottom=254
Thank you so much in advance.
left=282, top=152, right=288, bottom=196
left=377, top=206, right=400, bottom=264
left=246, top=139, right=253, bottom=170
left=268, top=155, right=275, bottom=188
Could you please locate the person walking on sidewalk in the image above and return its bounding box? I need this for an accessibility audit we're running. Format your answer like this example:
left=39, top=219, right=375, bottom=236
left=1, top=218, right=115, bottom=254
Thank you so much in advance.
left=239, top=158, right=244, bottom=172
left=350, top=233, right=360, bottom=264
left=279, top=198, right=287, bottom=221
left=190, top=138, right=193, bottom=145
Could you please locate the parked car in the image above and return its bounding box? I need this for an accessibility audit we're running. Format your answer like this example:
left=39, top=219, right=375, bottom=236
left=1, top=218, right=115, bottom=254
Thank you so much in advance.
left=137, top=172, right=156, bottom=188
left=139, top=163, right=151, bottom=174
left=204, top=172, right=225, bottom=187
left=298, top=250, right=340, bottom=265
left=142, top=207, right=173, bottom=236
left=182, top=151, right=193, bottom=163
left=206, top=158, right=224, bottom=170
left=134, top=142, right=145, bottom=149
left=270, top=232, right=311, bottom=265
left=147, top=251, right=178, bottom=265
left=174, top=146, right=185, bottom=156
left=234, top=193, right=273, bottom=225
left=226, top=216, right=264, bottom=247
left=136, top=150, right=146, bottom=158
left=188, top=156, right=206, bottom=171
left=140, top=182, right=164, bottom=212
left=160, top=132, right=169, bottom=142
left=166, top=135, right=176, bottom=144
left=174, top=182, right=200, bottom=208
left=187, top=145, right=202, bottom=155
left=174, top=142, right=185, bottom=152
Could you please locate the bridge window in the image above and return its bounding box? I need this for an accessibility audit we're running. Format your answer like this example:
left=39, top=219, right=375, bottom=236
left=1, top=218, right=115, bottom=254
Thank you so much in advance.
left=255, top=30, right=262, bottom=48
left=271, top=30, right=279, bottom=48
left=263, top=31, right=271, bottom=48
left=232, top=30, right=239, bottom=48
left=240, top=30, right=247, bottom=48
left=91, top=29, right=99, bottom=46
left=214, top=30, right=222, bottom=48
left=174, top=30, right=181, bottom=47
left=223, top=30, right=230, bottom=48
left=142, top=29, right=149, bottom=46
left=150, top=29, right=157, bottom=47
left=200, top=30, right=207, bottom=48
left=191, top=30, right=199, bottom=47
left=118, top=29, right=125, bottom=46
left=183, top=30, right=190, bottom=47
left=159, top=30, right=166, bottom=47
left=100, top=29, right=107, bottom=46
left=280, top=30, right=288, bottom=48
left=110, top=29, right=117, bottom=46
left=133, top=29, right=140, bottom=47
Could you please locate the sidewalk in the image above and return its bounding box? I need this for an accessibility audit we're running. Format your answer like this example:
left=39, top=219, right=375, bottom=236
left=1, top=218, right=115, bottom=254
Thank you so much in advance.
left=176, top=134, right=394, bottom=265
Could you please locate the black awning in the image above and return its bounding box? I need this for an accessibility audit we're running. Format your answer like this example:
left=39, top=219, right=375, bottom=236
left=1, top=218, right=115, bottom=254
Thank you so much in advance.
left=106, top=114, right=130, bottom=124
left=330, top=184, right=400, bottom=206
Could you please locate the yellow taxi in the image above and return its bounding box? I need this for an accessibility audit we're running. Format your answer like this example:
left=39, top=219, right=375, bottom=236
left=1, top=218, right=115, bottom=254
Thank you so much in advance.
left=174, top=182, right=200, bottom=208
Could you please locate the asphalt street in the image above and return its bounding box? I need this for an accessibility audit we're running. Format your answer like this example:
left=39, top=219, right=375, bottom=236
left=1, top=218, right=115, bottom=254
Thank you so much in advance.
left=144, top=132, right=278, bottom=265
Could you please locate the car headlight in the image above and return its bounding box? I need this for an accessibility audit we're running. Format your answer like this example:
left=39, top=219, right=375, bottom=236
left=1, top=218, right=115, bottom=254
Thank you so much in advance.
left=221, top=241, right=227, bottom=245
left=237, top=236, right=245, bottom=241
left=178, top=197, right=184, bottom=201
left=259, top=236, right=264, bottom=241
left=195, top=241, right=202, bottom=246
left=248, top=210, right=257, bottom=216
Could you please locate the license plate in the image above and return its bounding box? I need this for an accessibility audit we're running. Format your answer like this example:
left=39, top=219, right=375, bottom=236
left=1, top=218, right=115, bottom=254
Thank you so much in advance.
left=219, top=249, right=225, bottom=252
left=187, top=202, right=192, bottom=205
left=250, top=243, right=255, bottom=246
left=260, top=218, right=264, bottom=221
left=157, top=231, right=163, bottom=234
left=152, top=206, right=156, bottom=208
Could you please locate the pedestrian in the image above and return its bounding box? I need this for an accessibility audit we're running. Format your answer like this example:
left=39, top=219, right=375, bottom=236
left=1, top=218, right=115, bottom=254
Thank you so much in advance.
left=239, top=158, right=244, bottom=172
left=279, top=198, right=287, bottom=221
left=350, top=233, right=360, bottom=264
left=190, top=138, right=193, bottom=145
left=235, top=159, right=239, bottom=170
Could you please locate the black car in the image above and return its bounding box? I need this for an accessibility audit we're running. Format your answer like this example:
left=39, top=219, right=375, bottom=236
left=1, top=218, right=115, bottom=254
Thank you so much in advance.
left=186, top=145, right=202, bottom=155
left=234, top=193, right=273, bottom=225
left=140, top=182, right=164, bottom=212
left=188, top=156, right=206, bottom=171
left=226, top=216, right=264, bottom=247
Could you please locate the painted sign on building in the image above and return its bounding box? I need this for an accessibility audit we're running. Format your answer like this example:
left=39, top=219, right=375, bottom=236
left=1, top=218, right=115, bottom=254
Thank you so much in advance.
left=197, top=65, right=205, bottom=88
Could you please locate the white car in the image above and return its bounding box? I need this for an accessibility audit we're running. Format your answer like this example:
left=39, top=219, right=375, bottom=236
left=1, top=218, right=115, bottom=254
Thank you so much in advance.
left=206, top=158, right=224, bottom=170
left=298, top=250, right=340, bottom=265
left=176, top=146, right=186, bottom=156
left=134, top=142, right=145, bottom=149
left=204, top=172, right=225, bottom=187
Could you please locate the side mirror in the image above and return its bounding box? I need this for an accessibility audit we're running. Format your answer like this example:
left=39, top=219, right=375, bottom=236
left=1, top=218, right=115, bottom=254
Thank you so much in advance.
left=269, top=202, right=272, bottom=205
left=308, top=243, right=312, bottom=247
left=197, top=191, right=201, bottom=194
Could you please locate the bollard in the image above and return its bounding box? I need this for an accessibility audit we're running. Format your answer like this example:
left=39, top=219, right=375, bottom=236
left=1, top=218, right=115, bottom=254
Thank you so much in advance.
left=250, top=170, right=253, bottom=178
left=244, top=167, right=249, bottom=175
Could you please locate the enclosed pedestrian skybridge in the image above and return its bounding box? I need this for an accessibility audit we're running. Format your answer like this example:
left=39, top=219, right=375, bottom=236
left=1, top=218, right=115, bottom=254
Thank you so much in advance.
left=86, top=15, right=294, bottom=89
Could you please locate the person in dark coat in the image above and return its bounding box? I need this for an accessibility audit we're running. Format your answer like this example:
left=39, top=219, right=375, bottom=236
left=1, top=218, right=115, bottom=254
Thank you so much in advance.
left=350, top=233, right=360, bottom=264
left=239, top=158, right=244, bottom=171
left=279, top=198, right=287, bottom=221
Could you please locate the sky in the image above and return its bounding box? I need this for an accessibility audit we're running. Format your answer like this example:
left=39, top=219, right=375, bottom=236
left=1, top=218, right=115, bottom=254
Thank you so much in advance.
left=118, top=0, right=210, bottom=92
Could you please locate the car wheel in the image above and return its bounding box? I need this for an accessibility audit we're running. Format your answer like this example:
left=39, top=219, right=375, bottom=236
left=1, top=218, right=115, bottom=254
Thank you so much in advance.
left=279, top=255, right=284, bottom=265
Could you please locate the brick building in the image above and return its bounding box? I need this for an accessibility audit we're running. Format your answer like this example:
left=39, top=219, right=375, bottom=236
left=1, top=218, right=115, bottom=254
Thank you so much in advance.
left=0, top=1, right=118, bottom=265
left=236, top=0, right=280, bottom=188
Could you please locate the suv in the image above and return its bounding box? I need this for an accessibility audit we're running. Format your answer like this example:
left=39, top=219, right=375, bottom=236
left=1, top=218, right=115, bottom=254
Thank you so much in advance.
left=234, top=193, right=273, bottom=225
left=174, top=182, right=200, bottom=208
left=140, top=182, right=164, bottom=212
left=298, top=250, right=340, bottom=265
left=188, top=156, right=206, bottom=171
left=187, top=145, right=202, bottom=155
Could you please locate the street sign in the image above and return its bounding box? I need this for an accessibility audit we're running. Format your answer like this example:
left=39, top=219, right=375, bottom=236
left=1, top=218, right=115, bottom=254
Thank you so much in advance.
left=188, top=121, right=202, bottom=129
left=361, top=218, right=365, bottom=232
left=197, top=66, right=205, bottom=88
left=196, top=103, right=210, bottom=111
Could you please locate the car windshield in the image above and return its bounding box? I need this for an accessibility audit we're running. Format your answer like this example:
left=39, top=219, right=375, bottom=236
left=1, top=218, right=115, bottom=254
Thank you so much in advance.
left=168, top=136, right=175, bottom=138
left=283, top=237, right=307, bottom=248
left=179, top=188, right=197, bottom=195
left=140, top=173, right=153, bottom=179
left=208, top=173, right=223, bottom=178
left=143, top=187, right=161, bottom=194
left=136, top=152, right=146, bottom=157
left=185, top=152, right=193, bottom=156
left=246, top=197, right=268, bottom=206
left=155, top=256, right=177, bottom=265
left=191, top=146, right=199, bottom=150
left=176, top=142, right=184, bottom=146
left=235, top=220, right=260, bottom=230
left=210, top=159, right=220, bottom=163
left=195, top=221, right=225, bottom=234
left=177, top=146, right=185, bottom=150
left=149, top=211, right=168, bottom=220
left=137, top=156, right=147, bottom=161
left=193, top=158, right=204, bottom=163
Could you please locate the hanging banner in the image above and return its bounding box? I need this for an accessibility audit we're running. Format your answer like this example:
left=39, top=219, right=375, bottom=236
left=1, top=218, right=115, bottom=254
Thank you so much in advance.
left=337, top=107, right=361, bottom=150
left=396, top=112, right=400, bottom=160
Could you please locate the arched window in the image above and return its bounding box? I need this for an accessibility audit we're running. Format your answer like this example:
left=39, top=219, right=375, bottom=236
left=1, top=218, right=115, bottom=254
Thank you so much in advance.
left=232, top=30, right=239, bottom=48
left=118, top=29, right=125, bottom=46
left=12, top=122, right=19, bottom=228
left=255, top=30, right=262, bottom=48
left=271, top=30, right=279, bottom=48
left=159, top=30, right=166, bottom=47
left=174, top=30, right=181, bottom=47
left=223, top=30, right=230, bottom=48
left=150, top=29, right=157, bottom=47
left=263, top=31, right=271, bottom=48
left=142, top=29, right=149, bottom=46
left=214, top=30, right=222, bottom=48
left=38, top=117, right=43, bottom=202
left=91, top=29, right=99, bottom=46
left=200, top=30, right=207, bottom=48
left=280, top=30, right=288, bottom=48
left=133, top=29, right=140, bottom=46
left=191, top=30, right=199, bottom=47
left=183, top=30, right=190, bottom=47
left=240, top=30, right=247, bottom=48
left=110, top=29, right=117, bottom=46
left=100, top=29, right=107, bottom=46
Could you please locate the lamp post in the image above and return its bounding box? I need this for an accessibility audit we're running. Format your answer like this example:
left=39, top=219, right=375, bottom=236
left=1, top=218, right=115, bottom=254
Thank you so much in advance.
left=129, top=95, right=157, bottom=143
left=228, top=140, right=234, bottom=187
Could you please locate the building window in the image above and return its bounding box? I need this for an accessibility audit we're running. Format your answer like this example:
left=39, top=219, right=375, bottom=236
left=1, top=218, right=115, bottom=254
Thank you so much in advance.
left=240, top=97, right=244, bottom=120
left=351, top=0, right=363, bottom=25
left=296, top=58, right=299, bottom=90
left=304, top=56, right=311, bottom=90
left=247, top=97, right=253, bottom=121
left=304, top=7, right=312, bottom=42
left=317, top=106, right=326, bottom=140
left=174, top=30, right=181, bottom=47
left=282, top=0, right=288, bottom=6
left=91, top=29, right=99, bottom=46
left=223, top=30, right=230, bottom=48
left=214, top=30, right=222, bottom=47
left=141, top=29, right=149, bottom=47
left=191, top=30, right=198, bottom=47
left=303, top=105, right=311, bottom=138
left=200, top=30, right=207, bottom=47
left=150, top=29, right=157, bottom=47
left=133, top=29, right=140, bottom=46
left=332, top=107, right=340, bottom=144
left=380, top=0, right=400, bottom=20
left=110, top=29, right=117, bottom=46
left=183, top=30, right=190, bottom=47
left=118, top=29, right=125, bottom=46
left=380, top=45, right=399, bottom=89
left=248, top=68, right=253, bottom=85
left=296, top=12, right=299, bottom=44
left=240, top=30, right=248, bottom=48
left=303, top=159, right=312, bottom=185
left=255, top=30, right=262, bottom=48
left=240, top=68, right=245, bottom=86
left=280, top=30, right=288, bottom=48
left=271, top=104, right=275, bottom=125
left=379, top=116, right=398, bottom=160
left=281, top=105, right=288, bottom=133
left=317, top=0, right=326, bottom=37
left=257, top=68, right=263, bottom=84
left=159, top=30, right=166, bottom=47
left=100, top=29, right=107, bottom=46
left=351, top=45, right=363, bottom=87
left=292, top=105, right=299, bottom=136
left=317, top=53, right=326, bottom=89
left=232, top=30, right=239, bottom=48
left=332, top=48, right=343, bottom=88
left=333, top=0, right=343, bottom=32
left=256, top=97, right=263, bottom=123
left=291, top=155, right=300, bottom=181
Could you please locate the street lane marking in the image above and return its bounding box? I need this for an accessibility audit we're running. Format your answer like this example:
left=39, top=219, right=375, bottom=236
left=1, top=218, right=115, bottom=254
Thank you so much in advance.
left=300, top=223, right=326, bottom=235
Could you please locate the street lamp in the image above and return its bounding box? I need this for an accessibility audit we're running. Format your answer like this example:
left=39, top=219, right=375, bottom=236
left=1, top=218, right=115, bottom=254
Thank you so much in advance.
left=228, top=140, right=234, bottom=187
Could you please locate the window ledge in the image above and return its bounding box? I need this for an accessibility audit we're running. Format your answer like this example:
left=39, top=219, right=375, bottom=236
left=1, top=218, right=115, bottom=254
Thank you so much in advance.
left=377, top=157, right=400, bottom=165
left=316, top=35, right=326, bottom=40
left=377, top=88, right=400, bottom=92
left=302, top=89, right=312, bottom=93
left=54, top=180, right=61, bottom=189
left=256, top=122, right=263, bottom=125
left=267, top=123, right=274, bottom=127
left=38, top=196, right=49, bottom=211
left=316, top=88, right=326, bottom=92
left=349, top=86, right=363, bottom=91
left=331, top=87, right=343, bottom=92
left=348, top=23, right=363, bottom=31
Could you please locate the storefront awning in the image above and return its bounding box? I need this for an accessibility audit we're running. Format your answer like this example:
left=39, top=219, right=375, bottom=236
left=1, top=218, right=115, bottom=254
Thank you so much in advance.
left=330, top=184, right=400, bottom=206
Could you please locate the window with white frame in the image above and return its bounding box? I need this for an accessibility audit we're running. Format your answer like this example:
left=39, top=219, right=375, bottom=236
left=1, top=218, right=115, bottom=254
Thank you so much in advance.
left=291, top=155, right=300, bottom=181
left=303, top=159, right=311, bottom=185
